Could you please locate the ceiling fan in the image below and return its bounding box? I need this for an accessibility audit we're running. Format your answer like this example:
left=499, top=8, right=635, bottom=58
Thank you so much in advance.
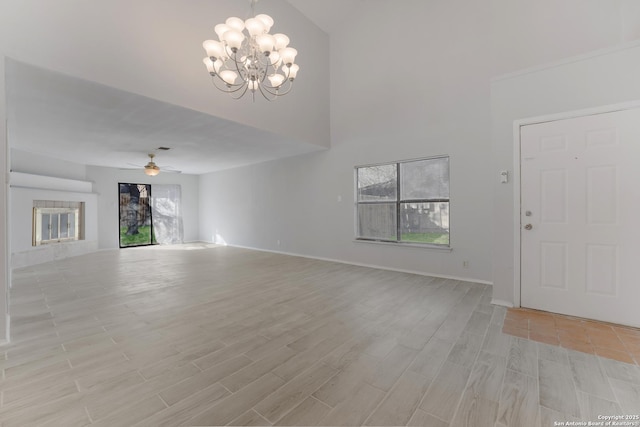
left=124, top=153, right=182, bottom=176
left=144, top=153, right=161, bottom=176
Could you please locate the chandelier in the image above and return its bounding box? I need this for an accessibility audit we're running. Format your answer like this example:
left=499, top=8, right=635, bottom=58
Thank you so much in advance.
left=202, top=0, right=299, bottom=101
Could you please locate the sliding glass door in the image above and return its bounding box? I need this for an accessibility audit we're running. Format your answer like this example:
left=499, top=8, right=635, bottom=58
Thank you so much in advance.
left=119, top=183, right=155, bottom=247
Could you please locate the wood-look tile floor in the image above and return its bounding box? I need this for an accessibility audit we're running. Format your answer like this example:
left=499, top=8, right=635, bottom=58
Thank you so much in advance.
left=503, top=308, right=640, bottom=365
left=2, top=245, right=640, bottom=426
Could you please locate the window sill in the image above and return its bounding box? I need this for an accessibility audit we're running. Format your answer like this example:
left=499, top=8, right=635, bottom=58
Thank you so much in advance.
left=36, top=239, right=82, bottom=246
left=353, top=239, right=453, bottom=252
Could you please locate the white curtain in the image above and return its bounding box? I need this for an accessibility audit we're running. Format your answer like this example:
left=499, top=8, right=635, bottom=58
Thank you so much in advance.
left=150, top=184, right=184, bottom=245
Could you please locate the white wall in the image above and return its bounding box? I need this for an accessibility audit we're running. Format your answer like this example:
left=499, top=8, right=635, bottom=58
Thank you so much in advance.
left=10, top=186, right=98, bottom=268
left=488, top=0, right=640, bottom=305
left=0, top=0, right=329, bottom=149
left=491, top=43, right=640, bottom=305
left=491, top=0, right=640, bottom=76
left=199, top=0, right=494, bottom=283
left=11, top=149, right=87, bottom=181
left=9, top=152, right=98, bottom=268
left=199, top=1, right=640, bottom=286
left=87, top=166, right=199, bottom=250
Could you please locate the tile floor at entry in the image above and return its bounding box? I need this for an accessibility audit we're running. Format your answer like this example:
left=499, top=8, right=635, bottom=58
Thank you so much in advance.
left=2, top=245, right=640, bottom=426
left=503, top=308, right=640, bottom=366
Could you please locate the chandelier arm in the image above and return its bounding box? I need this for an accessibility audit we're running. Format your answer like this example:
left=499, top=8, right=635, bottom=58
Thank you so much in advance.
left=214, top=71, right=247, bottom=89
left=212, top=57, right=248, bottom=89
left=230, top=82, right=251, bottom=100
left=274, top=82, right=294, bottom=96
left=210, top=75, right=231, bottom=92
left=258, top=58, right=274, bottom=83
left=268, top=74, right=294, bottom=93
left=257, top=80, right=284, bottom=97
left=230, top=50, right=250, bottom=80
left=260, top=79, right=294, bottom=97
left=223, top=42, right=246, bottom=65
left=257, top=82, right=278, bottom=101
left=258, top=59, right=292, bottom=95
left=211, top=75, right=249, bottom=94
left=281, top=65, right=294, bottom=79
left=258, top=65, right=268, bottom=84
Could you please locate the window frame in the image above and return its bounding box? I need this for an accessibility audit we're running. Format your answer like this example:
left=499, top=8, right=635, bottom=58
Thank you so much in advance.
left=118, top=183, right=156, bottom=248
left=33, top=207, right=81, bottom=246
left=354, top=155, right=451, bottom=248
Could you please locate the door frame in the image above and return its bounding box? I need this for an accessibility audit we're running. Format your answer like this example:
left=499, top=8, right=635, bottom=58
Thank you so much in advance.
left=512, top=100, right=640, bottom=309
left=118, top=183, right=156, bottom=248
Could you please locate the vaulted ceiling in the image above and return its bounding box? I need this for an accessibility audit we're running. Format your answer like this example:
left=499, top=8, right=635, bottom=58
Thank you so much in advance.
left=5, top=1, right=360, bottom=175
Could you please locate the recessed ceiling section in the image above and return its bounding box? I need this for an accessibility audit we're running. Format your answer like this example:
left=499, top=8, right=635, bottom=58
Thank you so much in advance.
left=5, top=59, right=323, bottom=175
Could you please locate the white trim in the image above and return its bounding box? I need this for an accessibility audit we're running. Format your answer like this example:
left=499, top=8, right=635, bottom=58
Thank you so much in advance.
left=354, top=154, right=450, bottom=169
left=9, top=186, right=98, bottom=196
left=513, top=101, right=640, bottom=310
left=9, top=172, right=93, bottom=193
left=2, top=57, right=9, bottom=342
left=352, top=239, right=452, bottom=252
left=513, top=121, right=522, bottom=309
left=491, top=298, right=514, bottom=308
left=492, top=39, right=640, bottom=83
left=227, top=243, right=493, bottom=285
left=514, top=100, right=640, bottom=128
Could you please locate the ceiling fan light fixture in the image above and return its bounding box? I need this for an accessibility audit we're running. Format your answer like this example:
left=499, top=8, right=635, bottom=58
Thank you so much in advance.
left=144, top=154, right=160, bottom=176
left=144, top=164, right=160, bottom=176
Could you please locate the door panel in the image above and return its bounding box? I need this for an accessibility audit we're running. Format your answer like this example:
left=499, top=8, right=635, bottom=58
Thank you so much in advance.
left=520, top=108, right=640, bottom=327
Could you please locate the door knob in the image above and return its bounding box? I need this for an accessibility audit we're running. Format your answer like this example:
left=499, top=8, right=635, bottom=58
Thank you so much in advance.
left=524, top=224, right=533, bottom=230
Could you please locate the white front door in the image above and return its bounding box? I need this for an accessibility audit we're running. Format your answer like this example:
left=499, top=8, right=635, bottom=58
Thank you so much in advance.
left=520, top=108, right=640, bottom=328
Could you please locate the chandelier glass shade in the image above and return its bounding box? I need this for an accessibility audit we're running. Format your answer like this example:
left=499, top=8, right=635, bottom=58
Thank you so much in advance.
left=202, top=1, right=299, bottom=101
left=144, top=155, right=160, bottom=176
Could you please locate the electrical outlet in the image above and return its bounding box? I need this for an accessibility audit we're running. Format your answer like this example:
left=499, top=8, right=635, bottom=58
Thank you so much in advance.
left=463, top=260, right=469, bottom=268
left=277, top=240, right=280, bottom=246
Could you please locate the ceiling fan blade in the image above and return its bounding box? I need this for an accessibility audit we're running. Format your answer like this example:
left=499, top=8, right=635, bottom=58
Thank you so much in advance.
left=158, top=164, right=181, bottom=173
left=161, top=168, right=182, bottom=174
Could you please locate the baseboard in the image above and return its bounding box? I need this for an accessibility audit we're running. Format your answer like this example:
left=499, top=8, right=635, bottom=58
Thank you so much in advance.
left=491, top=298, right=514, bottom=308
left=226, top=243, right=493, bottom=285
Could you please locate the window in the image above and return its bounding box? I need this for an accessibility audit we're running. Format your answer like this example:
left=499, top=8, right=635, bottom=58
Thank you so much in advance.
left=32, top=201, right=85, bottom=246
left=356, top=156, right=450, bottom=246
